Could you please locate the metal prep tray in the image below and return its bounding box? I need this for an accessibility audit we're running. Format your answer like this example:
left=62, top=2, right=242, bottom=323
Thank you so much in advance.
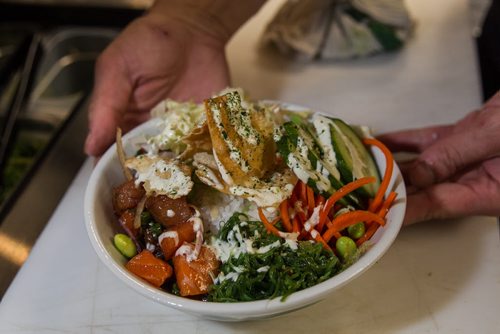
left=0, top=27, right=117, bottom=213
left=0, top=27, right=118, bottom=297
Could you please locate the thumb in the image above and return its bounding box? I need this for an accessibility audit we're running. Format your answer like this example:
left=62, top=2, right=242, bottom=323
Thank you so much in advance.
left=408, top=109, right=500, bottom=188
left=85, top=52, right=133, bottom=157
left=483, top=90, right=500, bottom=109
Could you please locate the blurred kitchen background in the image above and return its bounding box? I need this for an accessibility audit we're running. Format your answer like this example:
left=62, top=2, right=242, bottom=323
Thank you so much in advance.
left=0, top=0, right=151, bottom=297
left=0, top=0, right=498, bottom=298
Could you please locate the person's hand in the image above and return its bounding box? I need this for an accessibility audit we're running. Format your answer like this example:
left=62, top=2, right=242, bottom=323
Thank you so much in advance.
left=85, top=0, right=266, bottom=157
left=84, top=11, right=230, bottom=156
left=378, top=91, right=500, bottom=225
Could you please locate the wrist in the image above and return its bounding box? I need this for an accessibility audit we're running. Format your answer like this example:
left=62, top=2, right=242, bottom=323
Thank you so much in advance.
left=147, top=0, right=266, bottom=44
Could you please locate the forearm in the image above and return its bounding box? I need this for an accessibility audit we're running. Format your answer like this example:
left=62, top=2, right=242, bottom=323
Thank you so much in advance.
left=148, top=0, right=267, bottom=43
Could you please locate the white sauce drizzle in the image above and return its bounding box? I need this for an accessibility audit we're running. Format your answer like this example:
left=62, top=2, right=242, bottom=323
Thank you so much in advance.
left=226, top=97, right=261, bottom=146
left=313, top=114, right=341, bottom=180
left=303, top=205, right=322, bottom=232
left=210, top=103, right=250, bottom=172
left=257, top=266, right=270, bottom=273
left=146, top=243, right=155, bottom=252
left=158, top=231, right=179, bottom=247
left=127, top=156, right=193, bottom=199
left=175, top=243, right=197, bottom=261
left=213, top=150, right=234, bottom=185
left=288, top=136, right=331, bottom=193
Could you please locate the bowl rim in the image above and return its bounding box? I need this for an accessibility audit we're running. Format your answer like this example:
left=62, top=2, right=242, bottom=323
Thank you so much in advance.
left=84, top=101, right=406, bottom=320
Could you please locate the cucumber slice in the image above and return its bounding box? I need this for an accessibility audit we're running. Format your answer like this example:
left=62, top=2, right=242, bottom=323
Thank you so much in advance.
left=277, top=122, right=334, bottom=195
left=329, top=118, right=381, bottom=197
left=276, top=121, right=361, bottom=207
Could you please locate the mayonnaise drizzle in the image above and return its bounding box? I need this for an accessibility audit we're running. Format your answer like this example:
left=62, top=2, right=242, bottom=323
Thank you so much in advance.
left=158, top=231, right=179, bottom=247
left=210, top=102, right=251, bottom=172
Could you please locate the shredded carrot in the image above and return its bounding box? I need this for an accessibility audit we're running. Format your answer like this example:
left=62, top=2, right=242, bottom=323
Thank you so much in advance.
left=318, top=177, right=376, bottom=229
left=307, top=186, right=315, bottom=213
left=323, top=210, right=385, bottom=243
left=298, top=230, right=309, bottom=240
left=316, top=215, right=328, bottom=234
left=299, top=181, right=307, bottom=204
left=310, top=230, right=332, bottom=251
left=356, top=192, right=397, bottom=246
left=378, top=191, right=397, bottom=219
left=258, top=208, right=282, bottom=237
left=316, top=194, right=325, bottom=205
left=289, top=191, right=298, bottom=207
left=355, top=223, right=379, bottom=246
left=292, top=216, right=301, bottom=233
left=274, top=173, right=395, bottom=251
left=363, top=138, right=394, bottom=213
left=279, top=201, right=293, bottom=232
left=324, top=220, right=342, bottom=239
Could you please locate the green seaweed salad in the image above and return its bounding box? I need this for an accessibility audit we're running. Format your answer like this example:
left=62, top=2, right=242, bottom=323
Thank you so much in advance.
left=206, top=213, right=356, bottom=302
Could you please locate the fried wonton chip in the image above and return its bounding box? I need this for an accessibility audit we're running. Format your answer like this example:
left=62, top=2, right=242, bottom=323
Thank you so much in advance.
left=192, top=152, right=230, bottom=194
left=204, top=91, right=276, bottom=185
left=125, top=155, right=193, bottom=198
left=228, top=167, right=297, bottom=208
left=191, top=91, right=297, bottom=207
left=193, top=150, right=297, bottom=208
left=179, top=122, right=213, bottom=160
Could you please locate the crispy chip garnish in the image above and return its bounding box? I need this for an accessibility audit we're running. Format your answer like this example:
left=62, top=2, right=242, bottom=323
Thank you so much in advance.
left=193, top=152, right=297, bottom=207
left=179, top=122, right=213, bottom=160
left=228, top=167, right=297, bottom=208
left=204, top=92, right=276, bottom=185
left=198, top=91, right=298, bottom=207
left=193, top=152, right=230, bottom=194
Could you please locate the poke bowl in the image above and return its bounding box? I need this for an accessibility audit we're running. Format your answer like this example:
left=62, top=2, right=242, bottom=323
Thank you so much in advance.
left=84, top=90, right=406, bottom=321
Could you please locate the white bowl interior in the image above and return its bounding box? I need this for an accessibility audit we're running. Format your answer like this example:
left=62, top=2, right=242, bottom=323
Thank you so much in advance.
left=84, top=105, right=406, bottom=321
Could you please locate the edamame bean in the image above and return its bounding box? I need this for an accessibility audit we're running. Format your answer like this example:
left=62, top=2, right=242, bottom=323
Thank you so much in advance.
left=347, top=222, right=365, bottom=239
left=336, top=236, right=357, bottom=261
left=114, top=233, right=137, bottom=258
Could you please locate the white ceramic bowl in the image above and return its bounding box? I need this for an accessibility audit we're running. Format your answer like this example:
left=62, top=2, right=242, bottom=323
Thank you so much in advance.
left=84, top=103, right=406, bottom=321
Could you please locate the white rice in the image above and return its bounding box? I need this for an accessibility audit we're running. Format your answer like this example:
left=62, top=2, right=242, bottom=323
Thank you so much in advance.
left=188, top=182, right=277, bottom=236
